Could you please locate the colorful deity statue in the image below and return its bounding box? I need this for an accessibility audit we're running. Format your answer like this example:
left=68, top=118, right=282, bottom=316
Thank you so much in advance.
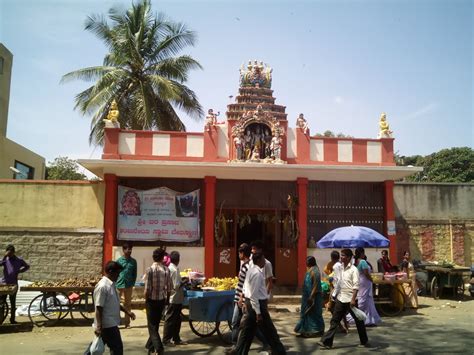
left=239, top=60, right=273, bottom=89
left=234, top=133, right=244, bottom=161
left=378, top=112, right=393, bottom=138
left=296, top=113, right=309, bottom=134
left=205, top=109, right=220, bottom=131
left=271, top=131, right=282, bottom=161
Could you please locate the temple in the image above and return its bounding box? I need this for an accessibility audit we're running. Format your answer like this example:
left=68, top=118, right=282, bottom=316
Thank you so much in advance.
left=80, top=62, right=420, bottom=287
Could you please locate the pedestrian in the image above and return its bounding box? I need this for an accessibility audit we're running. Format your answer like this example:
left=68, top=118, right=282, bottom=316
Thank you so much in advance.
left=163, top=251, right=188, bottom=346
left=144, top=248, right=172, bottom=355
left=323, top=250, right=348, bottom=333
left=116, top=242, right=137, bottom=329
left=249, top=241, right=274, bottom=297
left=0, top=244, right=30, bottom=324
left=318, top=248, right=369, bottom=349
left=347, top=247, right=381, bottom=326
left=92, top=261, right=136, bottom=355
left=294, top=256, right=325, bottom=337
left=231, top=252, right=286, bottom=355
left=226, top=243, right=251, bottom=352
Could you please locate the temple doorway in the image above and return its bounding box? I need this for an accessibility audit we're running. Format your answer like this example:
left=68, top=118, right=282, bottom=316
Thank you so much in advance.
left=236, top=211, right=276, bottom=276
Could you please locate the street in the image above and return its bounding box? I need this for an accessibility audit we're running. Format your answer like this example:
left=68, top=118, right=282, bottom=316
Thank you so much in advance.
left=0, top=296, right=473, bottom=354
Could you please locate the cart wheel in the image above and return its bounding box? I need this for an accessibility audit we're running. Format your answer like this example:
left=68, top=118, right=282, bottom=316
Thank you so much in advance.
left=431, top=277, right=439, bottom=299
left=78, top=292, right=95, bottom=320
left=189, top=319, right=217, bottom=337
left=28, top=294, right=64, bottom=327
left=0, top=298, right=9, bottom=325
left=377, top=286, right=405, bottom=317
left=216, top=301, right=233, bottom=345
left=56, top=292, right=71, bottom=320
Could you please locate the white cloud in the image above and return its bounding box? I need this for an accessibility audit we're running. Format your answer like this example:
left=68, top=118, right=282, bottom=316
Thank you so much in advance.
left=334, top=96, right=343, bottom=104
left=400, top=103, right=438, bottom=121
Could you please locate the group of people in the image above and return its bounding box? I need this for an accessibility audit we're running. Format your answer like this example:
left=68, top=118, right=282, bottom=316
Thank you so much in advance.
left=90, top=243, right=187, bottom=355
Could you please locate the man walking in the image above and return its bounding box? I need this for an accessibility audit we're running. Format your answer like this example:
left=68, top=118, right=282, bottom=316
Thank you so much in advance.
left=227, top=243, right=251, bottom=351
left=116, top=242, right=137, bottom=328
left=163, top=251, right=188, bottom=346
left=0, top=244, right=29, bottom=324
left=318, top=248, right=369, bottom=349
left=93, top=261, right=136, bottom=355
left=144, top=248, right=172, bottom=355
left=233, top=252, right=286, bottom=355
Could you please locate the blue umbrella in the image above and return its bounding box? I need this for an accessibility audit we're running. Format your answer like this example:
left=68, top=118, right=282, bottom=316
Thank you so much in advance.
left=317, top=226, right=390, bottom=248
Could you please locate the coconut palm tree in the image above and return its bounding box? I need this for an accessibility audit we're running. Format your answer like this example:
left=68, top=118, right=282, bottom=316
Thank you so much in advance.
left=61, top=0, right=203, bottom=145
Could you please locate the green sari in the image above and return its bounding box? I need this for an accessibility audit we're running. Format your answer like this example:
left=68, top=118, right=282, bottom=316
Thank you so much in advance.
left=294, top=265, right=325, bottom=335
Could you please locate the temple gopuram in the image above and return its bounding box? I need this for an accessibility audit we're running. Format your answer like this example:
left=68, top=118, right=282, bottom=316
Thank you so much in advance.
left=80, top=61, right=420, bottom=287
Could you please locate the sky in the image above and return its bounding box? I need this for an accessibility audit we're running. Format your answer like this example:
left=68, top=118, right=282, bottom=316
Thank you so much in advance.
left=1, top=0, right=472, bottom=168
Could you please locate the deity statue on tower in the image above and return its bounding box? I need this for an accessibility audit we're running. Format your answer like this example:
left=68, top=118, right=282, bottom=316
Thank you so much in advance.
left=377, top=112, right=393, bottom=138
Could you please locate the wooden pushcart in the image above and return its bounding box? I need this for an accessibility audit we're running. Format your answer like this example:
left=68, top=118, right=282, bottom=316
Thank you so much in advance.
left=21, top=286, right=94, bottom=326
left=425, top=266, right=470, bottom=299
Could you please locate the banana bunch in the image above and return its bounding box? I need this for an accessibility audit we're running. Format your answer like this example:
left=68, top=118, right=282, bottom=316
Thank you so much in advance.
left=203, top=277, right=238, bottom=291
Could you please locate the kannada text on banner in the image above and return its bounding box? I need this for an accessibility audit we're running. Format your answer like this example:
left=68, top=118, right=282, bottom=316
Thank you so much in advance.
left=117, top=186, right=200, bottom=242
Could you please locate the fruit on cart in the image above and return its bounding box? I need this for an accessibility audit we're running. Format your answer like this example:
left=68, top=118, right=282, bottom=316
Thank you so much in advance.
left=0, top=285, right=17, bottom=293
left=29, top=277, right=101, bottom=288
left=203, top=277, right=238, bottom=291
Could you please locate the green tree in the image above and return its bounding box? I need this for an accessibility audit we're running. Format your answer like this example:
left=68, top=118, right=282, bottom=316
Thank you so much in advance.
left=399, top=147, right=474, bottom=183
left=315, top=130, right=352, bottom=138
left=46, top=157, right=87, bottom=180
left=61, top=0, right=203, bottom=145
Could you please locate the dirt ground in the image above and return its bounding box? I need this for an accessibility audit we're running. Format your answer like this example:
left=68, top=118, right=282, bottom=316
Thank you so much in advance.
left=0, top=295, right=473, bottom=354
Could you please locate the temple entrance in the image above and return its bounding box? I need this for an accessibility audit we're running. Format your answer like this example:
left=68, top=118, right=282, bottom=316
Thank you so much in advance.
left=214, top=207, right=297, bottom=286
left=236, top=211, right=276, bottom=276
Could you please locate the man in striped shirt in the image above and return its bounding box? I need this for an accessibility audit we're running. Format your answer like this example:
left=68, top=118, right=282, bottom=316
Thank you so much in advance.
left=230, top=243, right=251, bottom=347
left=144, top=248, right=172, bottom=355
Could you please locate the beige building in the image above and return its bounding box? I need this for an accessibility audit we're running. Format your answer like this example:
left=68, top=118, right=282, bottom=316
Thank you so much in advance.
left=0, top=43, right=45, bottom=179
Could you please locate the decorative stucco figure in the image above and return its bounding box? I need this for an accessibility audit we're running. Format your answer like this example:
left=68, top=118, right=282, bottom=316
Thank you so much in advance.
left=378, top=112, right=393, bottom=138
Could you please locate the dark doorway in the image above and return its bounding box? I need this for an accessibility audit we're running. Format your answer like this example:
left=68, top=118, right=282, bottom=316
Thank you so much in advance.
left=236, top=212, right=276, bottom=276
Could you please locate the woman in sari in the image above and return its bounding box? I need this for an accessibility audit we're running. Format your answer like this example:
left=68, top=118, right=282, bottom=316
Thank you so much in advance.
left=348, top=247, right=381, bottom=326
left=294, top=256, right=325, bottom=337
left=401, top=251, right=418, bottom=308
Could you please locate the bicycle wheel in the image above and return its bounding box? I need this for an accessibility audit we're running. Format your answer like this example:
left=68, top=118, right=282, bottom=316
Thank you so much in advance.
left=56, top=292, right=71, bottom=320
left=189, top=319, right=217, bottom=337
left=28, top=294, right=64, bottom=327
left=78, top=292, right=95, bottom=320
left=0, top=298, right=9, bottom=325
left=431, top=276, right=439, bottom=299
left=377, top=285, right=405, bottom=316
left=216, top=301, right=233, bottom=344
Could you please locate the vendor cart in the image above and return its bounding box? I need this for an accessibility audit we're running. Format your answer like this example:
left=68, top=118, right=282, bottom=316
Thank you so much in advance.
left=425, top=266, right=470, bottom=299
left=0, top=284, right=18, bottom=325
left=184, top=289, right=235, bottom=344
left=21, top=286, right=94, bottom=327
left=373, top=279, right=411, bottom=316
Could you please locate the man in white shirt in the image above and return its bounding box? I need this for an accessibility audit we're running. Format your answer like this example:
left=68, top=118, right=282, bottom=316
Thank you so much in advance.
left=163, top=251, right=188, bottom=346
left=318, top=249, right=369, bottom=349
left=250, top=240, right=274, bottom=298
left=231, top=253, right=286, bottom=355
left=92, top=261, right=136, bottom=355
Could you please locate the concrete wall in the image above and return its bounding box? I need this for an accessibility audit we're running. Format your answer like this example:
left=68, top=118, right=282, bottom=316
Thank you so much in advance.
left=0, top=180, right=104, bottom=229
left=0, top=181, right=105, bottom=281
left=0, top=137, right=46, bottom=179
left=394, top=183, right=474, bottom=266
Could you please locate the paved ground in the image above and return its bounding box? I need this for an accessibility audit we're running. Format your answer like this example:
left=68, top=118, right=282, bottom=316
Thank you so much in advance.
left=0, top=295, right=473, bottom=354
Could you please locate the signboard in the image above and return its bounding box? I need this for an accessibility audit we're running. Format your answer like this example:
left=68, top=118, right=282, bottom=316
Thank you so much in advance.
left=117, top=186, right=200, bottom=242
left=387, top=220, right=396, bottom=236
